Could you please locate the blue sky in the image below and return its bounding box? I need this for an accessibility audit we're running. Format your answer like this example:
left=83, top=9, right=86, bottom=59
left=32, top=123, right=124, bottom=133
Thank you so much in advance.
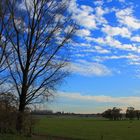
left=43, top=0, right=140, bottom=113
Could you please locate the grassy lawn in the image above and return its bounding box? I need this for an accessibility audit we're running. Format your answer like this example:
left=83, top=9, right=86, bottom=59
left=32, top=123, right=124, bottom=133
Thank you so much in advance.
left=1, top=116, right=140, bottom=140
left=0, top=134, right=31, bottom=140
left=34, top=116, right=140, bottom=140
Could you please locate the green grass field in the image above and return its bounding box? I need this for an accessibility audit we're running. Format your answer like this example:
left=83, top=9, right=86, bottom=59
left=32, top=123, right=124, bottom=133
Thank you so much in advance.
left=34, top=116, right=140, bottom=140
left=1, top=116, right=140, bottom=140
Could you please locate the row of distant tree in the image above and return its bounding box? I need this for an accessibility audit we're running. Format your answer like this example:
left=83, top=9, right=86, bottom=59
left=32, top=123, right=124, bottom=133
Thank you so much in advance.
left=32, top=106, right=140, bottom=121
left=102, top=107, right=140, bottom=120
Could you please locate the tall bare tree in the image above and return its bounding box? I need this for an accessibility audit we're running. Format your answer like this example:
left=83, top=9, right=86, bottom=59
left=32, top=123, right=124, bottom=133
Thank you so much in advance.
left=5, top=0, right=76, bottom=131
left=0, top=0, right=11, bottom=85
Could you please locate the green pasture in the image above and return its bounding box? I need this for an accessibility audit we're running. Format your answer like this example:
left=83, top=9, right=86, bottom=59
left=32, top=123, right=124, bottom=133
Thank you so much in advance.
left=1, top=116, right=140, bottom=140
left=35, top=116, right=140, bottom=140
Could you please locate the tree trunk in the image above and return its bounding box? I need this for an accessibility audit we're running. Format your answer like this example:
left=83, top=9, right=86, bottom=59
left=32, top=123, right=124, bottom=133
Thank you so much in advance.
left=16, top=91, right=26, bottom=133
left=16, top=71, right=28, bottom=133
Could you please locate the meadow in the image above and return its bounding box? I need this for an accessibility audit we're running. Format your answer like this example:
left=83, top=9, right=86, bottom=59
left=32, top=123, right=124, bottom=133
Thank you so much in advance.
left=1, top=116, right=140, bottom=140
left=34, top=116, right=140, bottom=140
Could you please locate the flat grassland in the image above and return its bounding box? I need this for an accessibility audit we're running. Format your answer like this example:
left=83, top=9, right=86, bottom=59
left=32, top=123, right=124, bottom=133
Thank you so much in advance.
left=34, top=116, right=140, bottom=140
left=1, top=116, right=140, bottom=140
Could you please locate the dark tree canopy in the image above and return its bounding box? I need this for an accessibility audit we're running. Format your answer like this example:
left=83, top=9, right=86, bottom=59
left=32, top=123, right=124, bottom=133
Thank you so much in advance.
left=126, top=107, right=136, bottom=120
left=102, top=107, right=122, bottom=120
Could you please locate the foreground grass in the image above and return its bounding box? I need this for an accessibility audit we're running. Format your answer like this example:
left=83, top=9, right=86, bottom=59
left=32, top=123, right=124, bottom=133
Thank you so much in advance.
left=0, top=134, right=31, bottom=140
left=1, top=116, right=140, bottom=140
left=0, top=134, right=53, bottom=140
left=35, top=116, right=140, bottom=140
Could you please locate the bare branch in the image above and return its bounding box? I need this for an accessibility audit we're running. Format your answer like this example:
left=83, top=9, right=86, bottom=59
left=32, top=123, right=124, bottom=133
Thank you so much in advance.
left=4, top=0, right=76, bottom=115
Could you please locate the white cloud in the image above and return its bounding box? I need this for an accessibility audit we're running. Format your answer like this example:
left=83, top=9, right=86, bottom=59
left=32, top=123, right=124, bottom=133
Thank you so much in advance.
left=71, top=41, right=110, bottom=54
left=95, top=7, right=108, bottom=25
left=94, top=46, right=110, bottom=54
left=69, top=1, right=108, bottom=29
left=92, top=36, right=138, bottom=52
left=105, top=36, right=121, bottom=49
left=71, top=42, right=91, bottom=48
left=47, top=91, right=140, bottom=113
left=131, top=36, right=140, bottom=42
left=116, top=8, right=140, bottom=30
left=68, top=60, right=112, bottom=76
left=73, top=12, right=96, bottom=29
left=95, top=54, right=140, bottom=63
left=93, top=0, right=104, bottom=6
left=129, top=62, right=140, bottom=66
left=91, top=37, right=105, bottom=44
left=68, top=1, right=140, bottom=78
left=76, top=29, right=91, bottom=37
left=81, top=5, right=94, bottom=13
left=69, top=0, right=97, bottom=29
left=59, top=91, right=140, bottom=109
left=102, top=25, right=131, bottom=38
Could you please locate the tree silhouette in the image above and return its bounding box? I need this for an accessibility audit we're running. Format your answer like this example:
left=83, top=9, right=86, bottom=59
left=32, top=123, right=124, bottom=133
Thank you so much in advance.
left=126, top=107, right=136, bottom=120
left=102, top=107, right=122, bottom=120
left=135, top=110, right=140, bottom=120
left=4, top=0, right=76, bottom=132
left=0, top=0, right=11, bottom=85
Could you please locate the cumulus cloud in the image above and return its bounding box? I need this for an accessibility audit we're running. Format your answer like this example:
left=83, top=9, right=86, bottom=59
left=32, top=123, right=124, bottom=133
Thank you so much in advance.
left=69, top=0, right=97, bottom=29
left=131, top=36, right=140, bottom=42
left=76, top=29, right=91, bottom=37
left=116, top=8, right=140, bottom=30
left=102, top=25, right=131, bottom=38
left=69, top=0, right=108, bottom=29
left=95, top=6, right=108, bottom=25
left=92, top=36, right=138, bottom=52
left=68, top=60, right=112, bottom=76
left=68, top=1, right=140, bottom=78
left=94, top=46, right=110, bottom=54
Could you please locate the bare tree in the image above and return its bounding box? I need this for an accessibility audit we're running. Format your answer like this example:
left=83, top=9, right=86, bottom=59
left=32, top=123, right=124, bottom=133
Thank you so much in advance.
left=0, top=0, right=11, bottom=85
left=5, top=0, right=76, bottom=132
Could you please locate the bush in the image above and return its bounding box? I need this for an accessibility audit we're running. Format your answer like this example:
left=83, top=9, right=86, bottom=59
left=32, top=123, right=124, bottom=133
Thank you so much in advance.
left=0, top=92, right=35, bottom=135
left=0, top=92, right=17, bottom=133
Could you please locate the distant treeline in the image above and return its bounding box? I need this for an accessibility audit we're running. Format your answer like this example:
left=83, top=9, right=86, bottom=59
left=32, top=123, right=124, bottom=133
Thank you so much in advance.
left=31, top=110, right=101, bottom=117
left=102, top=107, right=140, bottom=120
left=32, top=107, right=140, bottom=120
